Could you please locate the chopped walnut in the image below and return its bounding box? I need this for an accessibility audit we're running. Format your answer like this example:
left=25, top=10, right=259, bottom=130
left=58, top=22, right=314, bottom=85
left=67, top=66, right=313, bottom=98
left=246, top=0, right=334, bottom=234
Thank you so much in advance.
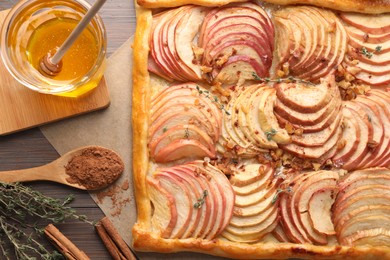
left=337, top=139, right=347, bottom=150
left=276, top=70, right=285, bottom=78
left=192, top=45, right=204, bottom=60
left=201, top=65, right=212, bottom=73
left=282, top=62, right=290, bottom=75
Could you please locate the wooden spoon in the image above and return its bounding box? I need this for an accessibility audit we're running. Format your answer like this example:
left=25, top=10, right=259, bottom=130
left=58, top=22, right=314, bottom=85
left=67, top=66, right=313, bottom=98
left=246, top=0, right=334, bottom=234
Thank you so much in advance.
left=0, top=146, right=124, bottom=190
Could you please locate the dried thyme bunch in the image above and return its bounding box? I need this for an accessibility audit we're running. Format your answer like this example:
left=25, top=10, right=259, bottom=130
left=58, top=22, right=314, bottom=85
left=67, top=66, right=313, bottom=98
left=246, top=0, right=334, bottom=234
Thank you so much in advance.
left=0, top=182, right=91, bottom=259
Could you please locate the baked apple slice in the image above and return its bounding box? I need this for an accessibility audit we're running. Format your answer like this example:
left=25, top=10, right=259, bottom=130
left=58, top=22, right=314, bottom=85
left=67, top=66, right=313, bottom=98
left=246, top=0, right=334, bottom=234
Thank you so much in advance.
left=333, top=167, right=390, bottom=246
left=149, top=83, right=222, bottom=162
left=199, top=2, right=274, bottom=85
left=274, top=6, right=346, bottom=83
left=149, top=5, right=207, bottom=82
left=148, top=161, right=234, bottom=240
left=222, top=163, right=280, bottom=243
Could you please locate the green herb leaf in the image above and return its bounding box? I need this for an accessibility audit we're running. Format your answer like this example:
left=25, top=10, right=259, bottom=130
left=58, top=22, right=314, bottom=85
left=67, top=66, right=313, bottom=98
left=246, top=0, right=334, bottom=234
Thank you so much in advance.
left=194, top=190, right=208, bottom=209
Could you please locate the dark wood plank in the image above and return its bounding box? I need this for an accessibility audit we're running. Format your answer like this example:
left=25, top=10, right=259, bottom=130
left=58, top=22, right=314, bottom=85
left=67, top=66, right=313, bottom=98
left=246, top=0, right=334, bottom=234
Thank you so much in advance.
left=0, top=0, right=135, bottom=258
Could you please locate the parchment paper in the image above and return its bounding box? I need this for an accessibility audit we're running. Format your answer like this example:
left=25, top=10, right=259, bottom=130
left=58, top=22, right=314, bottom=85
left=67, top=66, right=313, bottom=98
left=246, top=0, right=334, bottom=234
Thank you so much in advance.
left=41, top=37, right=135, bottom=245
left=41, top=37, right=225, bottom=260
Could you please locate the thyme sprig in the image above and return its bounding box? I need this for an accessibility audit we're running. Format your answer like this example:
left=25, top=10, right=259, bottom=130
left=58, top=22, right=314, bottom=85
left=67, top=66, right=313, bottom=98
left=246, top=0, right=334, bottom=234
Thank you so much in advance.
left=252, top=72, right=316, bottom=86
left=0, top=182, right=92, bottom=259
left=194, top=190, right=208, bottom=209
left=272, top=186, right=293, bottom=204
left=195, top=85, right=230, bottom=115
left=265, top=128, right=278, bottom=141
left=360, top=45, right=382, bottom=59
left=0, top=217, right=62, bottom=260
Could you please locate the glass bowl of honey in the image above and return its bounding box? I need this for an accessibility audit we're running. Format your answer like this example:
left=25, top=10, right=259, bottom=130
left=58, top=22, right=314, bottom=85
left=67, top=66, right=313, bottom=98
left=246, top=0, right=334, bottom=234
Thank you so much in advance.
left=0, top=0, right=107, bottom=97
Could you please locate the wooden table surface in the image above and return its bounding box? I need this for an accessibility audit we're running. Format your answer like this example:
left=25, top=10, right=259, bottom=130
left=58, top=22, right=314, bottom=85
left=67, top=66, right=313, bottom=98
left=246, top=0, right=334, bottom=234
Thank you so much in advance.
left=0, top=1, right=136, bottom=259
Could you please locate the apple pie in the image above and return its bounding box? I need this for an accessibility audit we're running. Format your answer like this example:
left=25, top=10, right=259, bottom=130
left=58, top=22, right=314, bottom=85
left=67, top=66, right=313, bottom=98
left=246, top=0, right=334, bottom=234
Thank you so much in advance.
left=131, top=0, right=390, bottom=258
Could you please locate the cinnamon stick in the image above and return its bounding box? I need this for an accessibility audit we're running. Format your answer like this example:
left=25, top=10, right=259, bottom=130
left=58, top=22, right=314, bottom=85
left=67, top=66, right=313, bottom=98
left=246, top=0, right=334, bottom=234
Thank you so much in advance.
left=44, top=224, right=90, bottom=260
left=95, top=217, right=137, bottom=260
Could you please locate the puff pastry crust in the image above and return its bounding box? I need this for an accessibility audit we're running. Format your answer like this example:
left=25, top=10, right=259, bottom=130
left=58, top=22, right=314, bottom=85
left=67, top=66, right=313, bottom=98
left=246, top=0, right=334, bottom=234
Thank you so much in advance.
left=136, top=0, right=390, bottom=13
left=131, top=0, right=390, bottom=258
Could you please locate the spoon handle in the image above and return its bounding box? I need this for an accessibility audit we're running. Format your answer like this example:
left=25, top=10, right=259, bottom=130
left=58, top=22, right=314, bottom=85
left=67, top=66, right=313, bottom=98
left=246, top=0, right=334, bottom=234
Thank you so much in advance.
left=0, top=165, right=56, bottom=183
left=50, top=0, right=107, bottom=65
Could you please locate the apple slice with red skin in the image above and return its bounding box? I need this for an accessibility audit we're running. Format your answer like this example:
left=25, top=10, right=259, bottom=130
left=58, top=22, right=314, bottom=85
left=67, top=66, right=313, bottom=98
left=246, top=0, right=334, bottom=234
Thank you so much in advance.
left=352, top=96, right=384, bottom=167
left=340, top=13, right=390, bottom=35
left=348, top=33, right=390, bottom=54
left=290, top=111, right=342, bottom=147
left=273, top=224, right=291, bottom=243
left=332, top=108, right=360, bottom=166
left=338, top=102, right=372, bottom=170
left=228, top=203, right=275, bottom=228
left=147, top=177, right=178, bottom=238
left=291, top=7, right=330, bottom=76
left=274, top=79, right=335, bottom=113
left=163, top=7, right=195, bottom=80
left=176, top=165, right=216, bottom=239
left=163, top=167, right=204, bottom=239
left=275, top=100, right=341, bottom=134
left=223, top=206, right=279, bottom=243
left=308, top=19, right=347, bottom=82
left=342, top=228, right=390, bottom=247
left=335, top=203, right=390, bottom=235
left=281, top=125, right=343, bottom=159
left=149, top=124, right=215, bottom=158
left=232, top=165, right=274, bottom=195
left=345, top=25, right=390, bottom=44
left=199, top=3, right=273, bottom=47
left=233, top=187, right=278, bottom=217
left=150, top=101, right=217, bottom=141
left=203, top=25, right=271, bottom=65
left=280, top=190, right=311, bottom=244
left=335, top=183, right=390, bottom=219
left=364, top=92, right=390, bottom=166
left=333, top=180, right=390, bottom=227
left=187, top=161, right=235, bottom=238
left=154, top=172, right=194, bottom=239
left=274, top=86, right=339, bottom=127
left=338, top=215, right=390, bottom=246
left=150, top=8, right=187, bottom=81
left=284, top=10, right=317, bottom=73
left=212, top=55, right=268, bottom=84
left=279, top=172, right=315, bottom=244
left=308, top=186, right=338, bottom=236
left=229, top=164, right=271, bottom=187
left=293, top=171, right=339, bottom=244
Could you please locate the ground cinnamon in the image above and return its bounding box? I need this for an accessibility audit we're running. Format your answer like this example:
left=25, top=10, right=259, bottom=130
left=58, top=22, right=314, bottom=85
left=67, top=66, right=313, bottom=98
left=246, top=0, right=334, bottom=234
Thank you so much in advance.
left=65, top=147, right=124, bottom=190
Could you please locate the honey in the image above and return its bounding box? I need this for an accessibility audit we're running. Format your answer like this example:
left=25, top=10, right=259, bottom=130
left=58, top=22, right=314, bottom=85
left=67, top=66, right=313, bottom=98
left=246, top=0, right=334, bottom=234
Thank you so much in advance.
left=1, top=0, right=106, bottom=97
left=26, top=17, right=102, bottom=96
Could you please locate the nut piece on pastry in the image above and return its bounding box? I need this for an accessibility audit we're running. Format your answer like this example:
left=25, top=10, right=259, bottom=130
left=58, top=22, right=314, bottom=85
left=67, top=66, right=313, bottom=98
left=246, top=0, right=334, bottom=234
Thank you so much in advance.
left=199, top=2, right=274, bottom=85
left=273, top=6, right=347, bottom=83
left=148, top=83, right=222, bottom=163
left=333, top=167, right=390, bottom=246
left=221, top=163, right=281, bottom=243
left=341, top=12, right=390, bottom=87
left=279, top=170, right=340, bottom=245
left=147, top=160, right=235, bottom=239
left=148, top=5, right=208, bottom=82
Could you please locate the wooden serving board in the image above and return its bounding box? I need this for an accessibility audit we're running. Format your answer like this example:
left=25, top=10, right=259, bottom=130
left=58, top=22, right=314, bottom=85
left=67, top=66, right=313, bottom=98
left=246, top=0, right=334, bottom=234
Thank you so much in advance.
left=0, top=10, right=110, bottom=135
